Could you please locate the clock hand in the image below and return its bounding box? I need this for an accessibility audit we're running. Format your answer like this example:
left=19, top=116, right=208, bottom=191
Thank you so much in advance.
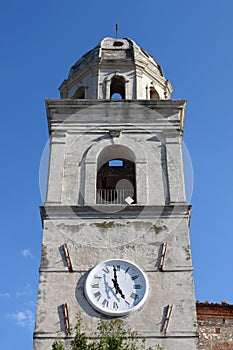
left=112, top=266, right=120, bottom=293
left=112, top=278, right=119, bottom=294
left=117, top=285, right=125, bottom=299
left=113, top=265, right=118, bottom=281
left=112, top=266, right=126, bottom=299
left=112, top=278, right=125, bottom=299
left=112, top=266, right=118, bottom=293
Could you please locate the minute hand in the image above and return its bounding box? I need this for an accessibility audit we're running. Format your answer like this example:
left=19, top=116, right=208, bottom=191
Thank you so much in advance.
left=113, top=266, right=118, bottom=281
left=112, top=266, right=125, bottom=299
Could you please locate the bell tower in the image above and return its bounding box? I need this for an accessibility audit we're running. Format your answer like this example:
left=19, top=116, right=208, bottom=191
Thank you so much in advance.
left=33, top=37, right=199, bottom=349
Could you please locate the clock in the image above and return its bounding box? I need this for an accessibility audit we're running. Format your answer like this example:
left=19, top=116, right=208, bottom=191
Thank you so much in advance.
left=84, top=259, right=148, bottom=316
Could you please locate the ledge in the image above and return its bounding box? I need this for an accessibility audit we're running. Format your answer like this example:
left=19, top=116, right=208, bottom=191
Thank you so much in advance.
left=40, top=204, right=192, bottom=221
left=46, top=98, right=186, bottom=108
left=33, top=330, right=199, bottom=340
left=45, top=99, right=186, bottom=135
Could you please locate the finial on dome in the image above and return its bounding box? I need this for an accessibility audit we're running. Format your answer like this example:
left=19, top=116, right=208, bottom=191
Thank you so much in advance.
left=116, top=23, right=118, bottom=39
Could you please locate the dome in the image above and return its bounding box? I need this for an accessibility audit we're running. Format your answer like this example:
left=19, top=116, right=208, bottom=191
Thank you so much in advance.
left=59, top=37, right=172, bottom=100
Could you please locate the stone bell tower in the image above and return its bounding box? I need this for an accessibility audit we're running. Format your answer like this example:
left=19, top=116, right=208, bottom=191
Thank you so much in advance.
left=33, top=37, right=199, bottom=349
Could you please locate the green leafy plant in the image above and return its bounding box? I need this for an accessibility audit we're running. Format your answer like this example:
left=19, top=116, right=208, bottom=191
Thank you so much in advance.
left=52, top=317, right=163, bottom=350
left=52, top=340, right=65, bottom=350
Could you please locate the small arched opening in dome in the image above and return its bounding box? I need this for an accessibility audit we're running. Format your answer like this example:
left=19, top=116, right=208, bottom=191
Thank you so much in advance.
left=110, top=76, right=125, bottom=99
left=150, top=87, right=159, bottom=100
left=111, top=93, right=122, bottom=100
left=113, top=41, right=124, bottom=47
left=73, top=86, right=85, bottom=99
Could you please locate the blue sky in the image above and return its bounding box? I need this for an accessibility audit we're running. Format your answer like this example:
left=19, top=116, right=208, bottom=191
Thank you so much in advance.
left=1, top=1, right=233, bottom=349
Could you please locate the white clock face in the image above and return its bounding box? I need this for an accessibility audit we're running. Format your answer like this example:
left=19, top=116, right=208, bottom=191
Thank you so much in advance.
left=84, top=259, right=148, bottom=316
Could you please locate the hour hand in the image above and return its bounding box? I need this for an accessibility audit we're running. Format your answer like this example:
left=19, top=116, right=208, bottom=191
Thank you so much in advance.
left=117, top=286, right=125, bottom=299
left=112, top=278, right=125, bottom=299
left=112, top=278, right=119, bottom=294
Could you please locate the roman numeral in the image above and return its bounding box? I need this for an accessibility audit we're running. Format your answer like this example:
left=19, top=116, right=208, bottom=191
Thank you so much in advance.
left=113, top=302, right=119, bottom=309
left=125, top=300, right=130, bottom=306
left=130, top=293, right=139, bottom=300
left=91, top=283, right=99, bottom=288
left=134, top=285, right=142, bottom=289
left=125, top=267, right=130, bottom=273
left=93, top=291, right=101, bottom=301
left=102, top=266, right=109, bottom=273
left=102, top=299, right=109, bottom=307
left=113, top=264, right=120, bottom=271
left=94, top=275, right=102, bottom=280
left=131, top=274, right=139, bottom=280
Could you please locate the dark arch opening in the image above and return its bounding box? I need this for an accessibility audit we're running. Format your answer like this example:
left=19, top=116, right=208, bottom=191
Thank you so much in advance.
left=73, top=86, right=85, bottom=99
left=150, top=87, right=159, bottom=100
left=110, top=76, right=125, bottom=99
left=96, top=158, right=136, bottom=204
left=113, top=41, right=124, bottom=47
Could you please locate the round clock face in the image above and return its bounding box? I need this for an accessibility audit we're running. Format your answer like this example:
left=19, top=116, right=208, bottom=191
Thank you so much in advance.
left=84, top=259, right=148, bottom=316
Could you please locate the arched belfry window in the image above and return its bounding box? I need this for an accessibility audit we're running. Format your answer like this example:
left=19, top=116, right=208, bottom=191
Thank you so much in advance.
left=150, top=87, right=159, bottom=100
left=73, top=86, right=85, bottom=99
left=110, top=76, right=125, bottom=99
left=96, top=146, right=136, bottom=204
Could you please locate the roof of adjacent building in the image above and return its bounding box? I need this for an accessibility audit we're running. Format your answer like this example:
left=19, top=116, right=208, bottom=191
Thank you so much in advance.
left=196, top=301, right=233, bottom=319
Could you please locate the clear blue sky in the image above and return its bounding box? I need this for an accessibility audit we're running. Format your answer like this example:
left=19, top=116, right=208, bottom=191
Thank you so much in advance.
left=1, top=1, right=233, bottom=349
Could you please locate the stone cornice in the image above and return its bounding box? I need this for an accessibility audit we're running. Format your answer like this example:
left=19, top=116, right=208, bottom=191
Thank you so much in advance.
left=33, top=331, right=199, bottom=340
left=46, top=99, right=186, bottom=135
left=46, top=98, right=186, bottom=109
left=40, top=204, right=191, bottom=221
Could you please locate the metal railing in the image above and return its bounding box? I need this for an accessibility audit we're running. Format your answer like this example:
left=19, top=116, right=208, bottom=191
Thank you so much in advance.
left=96, top=189, right=135, bottom=205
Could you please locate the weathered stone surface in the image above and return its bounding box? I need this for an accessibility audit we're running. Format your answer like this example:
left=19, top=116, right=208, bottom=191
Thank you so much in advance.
left=39, top=216, right=192, bottom=271
left=59, top=37, right=172, bottom=100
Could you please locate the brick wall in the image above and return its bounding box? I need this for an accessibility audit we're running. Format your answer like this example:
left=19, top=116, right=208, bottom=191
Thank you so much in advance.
left=197, top=302, right=233, bottom=350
